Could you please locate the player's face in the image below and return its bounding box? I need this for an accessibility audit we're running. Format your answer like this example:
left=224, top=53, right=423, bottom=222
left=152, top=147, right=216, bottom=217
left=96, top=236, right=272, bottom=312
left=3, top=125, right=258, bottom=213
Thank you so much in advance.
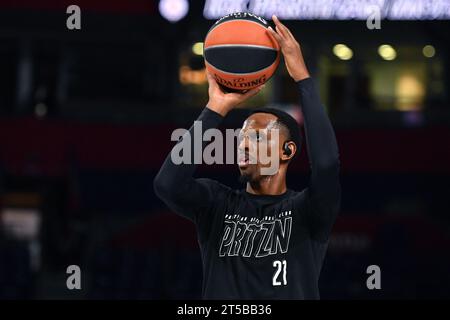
left=238, top=113, right=286, bottom=182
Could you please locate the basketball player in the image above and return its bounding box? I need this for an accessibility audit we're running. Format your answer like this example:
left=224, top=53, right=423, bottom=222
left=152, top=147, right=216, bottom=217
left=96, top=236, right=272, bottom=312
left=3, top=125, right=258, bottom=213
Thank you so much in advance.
left=154, top=16, right=341, bottom=299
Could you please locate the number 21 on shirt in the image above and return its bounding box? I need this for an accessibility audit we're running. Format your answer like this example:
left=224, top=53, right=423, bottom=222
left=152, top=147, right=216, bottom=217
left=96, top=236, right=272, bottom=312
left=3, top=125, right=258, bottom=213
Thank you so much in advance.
left=272, top=260, right=287, bottom=286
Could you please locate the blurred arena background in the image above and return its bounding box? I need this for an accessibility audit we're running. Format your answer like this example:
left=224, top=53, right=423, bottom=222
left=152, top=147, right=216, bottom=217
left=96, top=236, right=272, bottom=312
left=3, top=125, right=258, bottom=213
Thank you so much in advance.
left=1, top=0, right=450, bottom=299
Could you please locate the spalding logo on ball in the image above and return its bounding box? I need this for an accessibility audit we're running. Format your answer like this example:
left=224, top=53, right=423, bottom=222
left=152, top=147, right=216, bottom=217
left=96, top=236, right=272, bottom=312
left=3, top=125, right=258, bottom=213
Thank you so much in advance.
left=204, top=12, right=280, bottom=92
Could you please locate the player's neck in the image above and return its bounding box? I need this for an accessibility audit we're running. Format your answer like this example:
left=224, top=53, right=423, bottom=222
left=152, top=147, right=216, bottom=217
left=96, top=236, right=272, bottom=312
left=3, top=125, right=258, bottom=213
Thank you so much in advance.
left=246, top=172, right=287, bottom=196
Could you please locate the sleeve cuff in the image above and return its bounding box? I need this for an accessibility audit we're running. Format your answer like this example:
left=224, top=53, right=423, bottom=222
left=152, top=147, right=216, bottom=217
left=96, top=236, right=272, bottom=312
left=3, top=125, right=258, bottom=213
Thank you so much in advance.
left=197, top=106, right=225, bottom=127
left=296, top=77, right=313, bottom=87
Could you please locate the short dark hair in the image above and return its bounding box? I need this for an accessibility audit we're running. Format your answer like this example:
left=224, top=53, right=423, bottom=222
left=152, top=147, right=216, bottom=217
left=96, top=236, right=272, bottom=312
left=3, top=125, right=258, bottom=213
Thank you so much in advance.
left=250, top=107, right=303, bottom=156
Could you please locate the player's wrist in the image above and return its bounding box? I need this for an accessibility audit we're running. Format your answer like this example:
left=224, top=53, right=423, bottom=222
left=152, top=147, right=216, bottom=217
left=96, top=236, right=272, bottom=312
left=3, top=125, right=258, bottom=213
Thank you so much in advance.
left=206, top=101, right=232, bottom=117
left=292, top=71, right=310, bottom=82
left=290, top=59, right=310, bottom=82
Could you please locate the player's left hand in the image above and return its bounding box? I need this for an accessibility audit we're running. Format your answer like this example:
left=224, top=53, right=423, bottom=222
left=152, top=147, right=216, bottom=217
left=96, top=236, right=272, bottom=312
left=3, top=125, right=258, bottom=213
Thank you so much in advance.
left=206, top=71, right=265, bottom=117
left=267, top=15, right=310, bottom=82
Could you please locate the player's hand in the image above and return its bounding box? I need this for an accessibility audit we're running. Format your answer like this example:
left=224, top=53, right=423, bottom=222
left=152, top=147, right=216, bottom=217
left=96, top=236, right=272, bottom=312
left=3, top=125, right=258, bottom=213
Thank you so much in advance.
left=267, top=15, right=310, bottom=82
left=206, top=71, right=264, bottom=117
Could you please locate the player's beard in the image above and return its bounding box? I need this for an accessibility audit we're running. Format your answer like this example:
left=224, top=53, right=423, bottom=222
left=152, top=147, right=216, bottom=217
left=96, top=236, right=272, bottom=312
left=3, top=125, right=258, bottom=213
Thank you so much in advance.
left=238, top=173, right=251, bottom=184
left=238, top=168, right=258, bottom=184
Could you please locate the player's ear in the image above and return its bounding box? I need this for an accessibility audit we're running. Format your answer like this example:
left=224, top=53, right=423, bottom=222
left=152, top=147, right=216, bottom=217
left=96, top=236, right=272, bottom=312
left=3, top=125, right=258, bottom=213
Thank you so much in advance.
left=281, top=141, right=296, bottom=161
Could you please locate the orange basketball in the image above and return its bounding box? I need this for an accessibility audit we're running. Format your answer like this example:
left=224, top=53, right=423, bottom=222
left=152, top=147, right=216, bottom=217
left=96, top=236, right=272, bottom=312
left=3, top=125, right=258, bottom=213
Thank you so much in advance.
left=204, top=12, right=280, bottom=92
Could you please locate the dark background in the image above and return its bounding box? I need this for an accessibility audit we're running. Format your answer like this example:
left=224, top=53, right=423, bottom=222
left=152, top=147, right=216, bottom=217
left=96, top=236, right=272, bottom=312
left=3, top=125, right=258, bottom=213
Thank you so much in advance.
left=1, top=0, right=450, bottom=299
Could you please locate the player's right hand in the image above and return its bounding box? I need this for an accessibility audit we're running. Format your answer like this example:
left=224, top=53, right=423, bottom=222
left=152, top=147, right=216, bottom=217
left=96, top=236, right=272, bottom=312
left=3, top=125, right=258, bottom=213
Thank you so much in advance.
left=206, top=71, right=264, bottom=117
left=267, top=15, right=310, bottom=82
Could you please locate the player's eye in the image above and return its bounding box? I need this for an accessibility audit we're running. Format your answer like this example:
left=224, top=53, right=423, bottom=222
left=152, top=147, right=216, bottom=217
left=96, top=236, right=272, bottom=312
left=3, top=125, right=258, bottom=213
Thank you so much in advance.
left=238, top=132, right=246, bottom=143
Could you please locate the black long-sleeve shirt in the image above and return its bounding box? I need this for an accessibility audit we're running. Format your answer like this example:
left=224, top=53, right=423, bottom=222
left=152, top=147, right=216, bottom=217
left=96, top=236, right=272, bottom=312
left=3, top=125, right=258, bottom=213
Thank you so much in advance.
left=154, top=77, right=341, bottom=299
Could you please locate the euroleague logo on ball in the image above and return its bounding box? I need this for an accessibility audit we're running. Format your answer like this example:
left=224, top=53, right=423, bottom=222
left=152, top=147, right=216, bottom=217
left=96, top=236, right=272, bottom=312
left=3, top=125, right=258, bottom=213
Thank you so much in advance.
left=214, top=12, right=268, bottom=26
left=214, top=74, right=267, bottom=89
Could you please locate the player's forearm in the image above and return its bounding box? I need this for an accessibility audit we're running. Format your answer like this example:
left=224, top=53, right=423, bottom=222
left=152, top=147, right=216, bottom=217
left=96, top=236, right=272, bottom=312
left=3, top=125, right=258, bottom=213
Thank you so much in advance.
left=153, top=107, right=224, bottom=200
left=298, top=77, right=341, bottom=238
left=298, top=77, right=340, bottom=176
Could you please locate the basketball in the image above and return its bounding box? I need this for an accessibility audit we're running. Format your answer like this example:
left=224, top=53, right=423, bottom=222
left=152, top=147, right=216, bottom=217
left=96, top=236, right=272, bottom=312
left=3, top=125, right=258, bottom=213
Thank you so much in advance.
left=203, top=12, right=280, bottom=92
